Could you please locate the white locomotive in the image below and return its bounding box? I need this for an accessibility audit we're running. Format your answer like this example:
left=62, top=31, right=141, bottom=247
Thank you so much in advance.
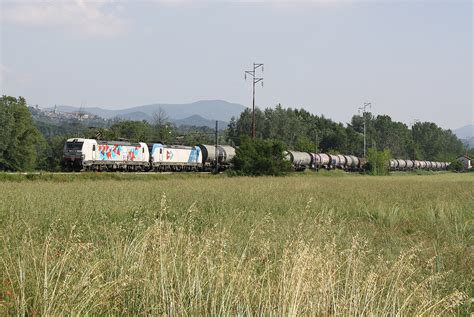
left=63, top=138, right=149, bottom=171
left=150, top=144, right=203, bottom=171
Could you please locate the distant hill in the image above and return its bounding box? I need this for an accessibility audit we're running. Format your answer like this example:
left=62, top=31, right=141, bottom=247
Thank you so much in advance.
left=462, top=137, right=474, bottom=149
left=50, top=100, right=247, bottom=123
left=172, top=115, right=228, bottom=129
left=454, top=124, right=474, bottom=139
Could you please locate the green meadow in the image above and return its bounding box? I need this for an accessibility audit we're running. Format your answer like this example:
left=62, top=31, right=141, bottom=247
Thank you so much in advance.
left=0, top=173, right=472, bottom=315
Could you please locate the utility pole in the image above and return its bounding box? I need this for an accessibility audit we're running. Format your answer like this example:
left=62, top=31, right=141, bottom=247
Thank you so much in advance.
left=314, top=129, right=319, bottom=153
left=411, top=119, right=420, bottom=160
left=245, top=63, right=264, bottom=139
left=214, top=120, right=219, bottom=173
left=358, top=102, right=371, bottom=158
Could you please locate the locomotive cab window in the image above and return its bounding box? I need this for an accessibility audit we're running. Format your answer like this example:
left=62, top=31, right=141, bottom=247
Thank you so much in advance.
left=92, top=145, right=96, bottom=151
left=66, top=142, right=83, bottom=151
left=160, top=148, right=162, bottom=154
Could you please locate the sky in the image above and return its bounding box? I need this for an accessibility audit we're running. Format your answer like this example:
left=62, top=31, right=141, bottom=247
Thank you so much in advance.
left=0, top=0, right=472, bottom=130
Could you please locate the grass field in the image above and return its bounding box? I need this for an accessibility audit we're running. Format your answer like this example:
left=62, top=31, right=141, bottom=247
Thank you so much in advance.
left=0, top=173, right=472, bottom=315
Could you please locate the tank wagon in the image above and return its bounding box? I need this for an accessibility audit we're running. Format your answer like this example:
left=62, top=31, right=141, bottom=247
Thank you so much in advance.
left=284, top=151, right=365, bottom=171
left=64, top=138, right=149, bottom=171
left=388, top=159, right=450, bottom=171
left=313, top=153, right=331, bottom=169
left=198, top=144, right=236, bottom=170
left=285, top=151, right=312, bottom=171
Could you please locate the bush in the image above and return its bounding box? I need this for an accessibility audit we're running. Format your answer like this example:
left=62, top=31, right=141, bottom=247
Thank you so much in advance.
left=365, top=148, right=391, bottom=175
left=448, top=160, right=465, bottom=172
left=232, top=136, right=292, bottom=176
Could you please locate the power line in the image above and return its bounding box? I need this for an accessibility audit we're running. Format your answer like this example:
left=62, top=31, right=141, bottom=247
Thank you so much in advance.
left=411, top=119, right=420, bottom=160
left=358, top=102, right=371, bottom=158
left=244, top=63, right=264, bottom=139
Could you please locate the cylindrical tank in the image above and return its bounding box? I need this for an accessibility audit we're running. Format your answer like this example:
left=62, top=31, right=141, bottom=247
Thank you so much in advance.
left=198, top=144, right=215, bottom=163
left=218, top=145, right=235, bottom=164
left=425, top=161, right=432, bottom=169
left=419, top=161, right=427, bottom=169
left=406, top=160, right=414, bottom=169
left=329, top=154, right=340, bottom=168
left=396, top=159, right=407, bottom=170
left=414, top=160, right=421, bottom=169
left=343, top=155, right=353, bottom=169
left=287, top=151, right=312, bottom=167
left=337, top=155, right=347, bottom=168
left=198, top=144, right=235, bottom=164
left=308, top=153, right=316, bottom=168
left=349, top=155, right=359, bottom=169
left=389, top=159, right=398, bottom=170
left=317, top=153, right=331, bottom=168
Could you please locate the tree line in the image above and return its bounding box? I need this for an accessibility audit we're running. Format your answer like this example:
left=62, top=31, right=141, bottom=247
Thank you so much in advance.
left=226, top=105, right=468, bottom=162
left=0, top=96, right=471, bottom=172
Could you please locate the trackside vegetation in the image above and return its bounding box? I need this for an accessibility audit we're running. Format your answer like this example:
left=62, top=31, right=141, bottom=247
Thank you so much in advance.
left=0, top=173, right=472, bottom=315
left=231, top=136, right=292, bottom=176
left=365, top=148, right=392, bottom=175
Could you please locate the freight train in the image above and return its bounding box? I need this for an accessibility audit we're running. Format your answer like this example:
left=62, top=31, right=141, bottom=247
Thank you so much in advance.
left=63, top=138, right=235, bottom=172
left=63, top=138, right=451, bottom=172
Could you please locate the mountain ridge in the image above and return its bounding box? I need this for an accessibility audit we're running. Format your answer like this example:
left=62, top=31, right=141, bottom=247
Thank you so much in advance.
left=453, top=124, right=474, bottom=139
left=48, top=100, right=247, bottom=123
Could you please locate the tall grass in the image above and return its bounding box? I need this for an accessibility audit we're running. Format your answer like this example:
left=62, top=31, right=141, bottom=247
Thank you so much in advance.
left=0, top=174, right=472, bottom=315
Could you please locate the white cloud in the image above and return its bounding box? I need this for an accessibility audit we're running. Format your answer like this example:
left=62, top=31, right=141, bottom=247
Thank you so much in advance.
left=1, top=0, right=127, bottom=37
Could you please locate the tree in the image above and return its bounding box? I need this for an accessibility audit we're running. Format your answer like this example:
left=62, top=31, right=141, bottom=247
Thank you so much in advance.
left=295, top=135, right=315, bottom=152
left=232, top=136, right=292, bottom=176
left=152, top=108, right=174, bottom=143
left=36, top=136, right=68, bottom=171
left=226, top=116, right=237, bottom=145
left=108, top=120, right=154, bottom=143
left=0, top=96, right=42, bottom=171
left=365, top=148, right=391, bottom=175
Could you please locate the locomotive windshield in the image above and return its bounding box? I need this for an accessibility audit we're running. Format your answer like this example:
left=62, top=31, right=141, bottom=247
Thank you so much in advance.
left=66, top=142, right=83, bottom=151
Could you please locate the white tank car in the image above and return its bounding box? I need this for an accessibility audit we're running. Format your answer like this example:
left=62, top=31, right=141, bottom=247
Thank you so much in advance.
left=63, top=138, right=149, bottom=171
left=329, top=154, right=340, bottom=169
left=316, top=153, right=331, bottom=168
left=349, top=155, right=360, bottom=169
left=419, top=161, right=427, bottom=169
left=150, top=144, right=202, bottom=171
left=344, top=155, right=353, bottom=169
left=396, top=159, right=407, bottom=170
left=337, top=154, right=347, bottom=169
left=197, top=144, right=236, bottom=171
left=414, top=160, right=421, bottom=169
left=285, top=151, right=312, bottom=170
left=218, top=145, right=236, bottom=163
left=406, top=160, right=415, bottom=169
left=389, top=159, right=398, bottom=170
